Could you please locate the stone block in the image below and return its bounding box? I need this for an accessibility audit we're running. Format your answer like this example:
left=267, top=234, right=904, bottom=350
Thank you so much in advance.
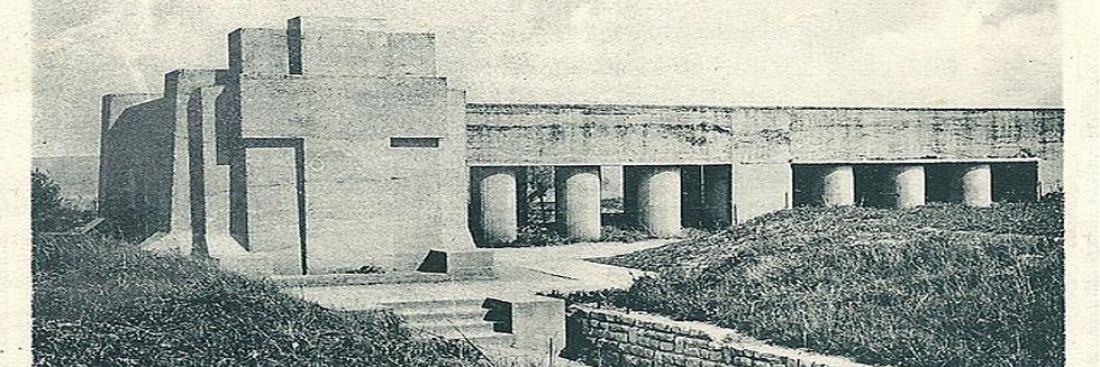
left=484, top=295, right=566, bottom=355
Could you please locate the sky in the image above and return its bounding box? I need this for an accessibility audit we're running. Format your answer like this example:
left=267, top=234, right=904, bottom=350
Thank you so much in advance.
left=31, top=0, right=1061, bottom=157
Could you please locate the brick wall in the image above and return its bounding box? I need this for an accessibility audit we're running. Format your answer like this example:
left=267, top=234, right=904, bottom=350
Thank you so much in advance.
left=566, top=305, right=874, bottom=367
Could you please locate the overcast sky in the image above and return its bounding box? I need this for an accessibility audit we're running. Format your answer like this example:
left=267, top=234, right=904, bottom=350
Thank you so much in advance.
left=32, top=0, right=1060, bottom=157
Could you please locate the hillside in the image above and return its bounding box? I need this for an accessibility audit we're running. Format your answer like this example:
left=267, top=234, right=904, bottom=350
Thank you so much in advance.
left=588, top=199, right=1063, bottom=367
left=32, top=234, right=487, bottom=366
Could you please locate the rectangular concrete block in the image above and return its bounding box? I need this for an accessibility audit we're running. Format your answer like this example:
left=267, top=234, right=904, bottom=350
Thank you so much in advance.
left=385, top=32, right=436, bottom=76
left=101, top=93, right=162, bottom=131
left=485, top=295, right=566, bottom=355
left=229, top=28, right=289, bottom=77
left=288, top=16, right=435, bottom=76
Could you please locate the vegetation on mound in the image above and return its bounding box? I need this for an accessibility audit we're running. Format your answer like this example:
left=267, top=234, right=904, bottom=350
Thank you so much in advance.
left=33, top=234, right=487, bottom=366
left=579, top=200, right=1063, bottom=367
left=32, top=170, right=95, bottom=233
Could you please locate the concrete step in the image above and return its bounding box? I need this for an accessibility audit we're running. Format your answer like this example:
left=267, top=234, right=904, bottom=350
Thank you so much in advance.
left=459, top=332, right=516, bottom=349
left=384, top=298, right=516, bottom=349
left=382, top=298, right=487, bottom=312
left=413, top=324, right=515, bottom=348
left=410, top=319, right=498, bottom=338
left=393, top=304, right=488, bottom=323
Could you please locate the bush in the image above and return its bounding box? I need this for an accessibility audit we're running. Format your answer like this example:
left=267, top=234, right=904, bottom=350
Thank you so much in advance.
left=32, top=234, right=487, bottom=366
left=32, top=170, right=92, bottom=233
left=586, top=199, right=1064, bottom=367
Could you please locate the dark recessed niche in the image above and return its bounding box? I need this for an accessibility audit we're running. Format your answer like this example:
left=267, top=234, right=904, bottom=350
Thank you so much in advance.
left=390, top=137, right=441, bottom=148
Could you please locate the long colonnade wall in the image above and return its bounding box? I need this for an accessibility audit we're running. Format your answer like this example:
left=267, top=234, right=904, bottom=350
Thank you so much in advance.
left=463, top=103, right=1063, bottom=244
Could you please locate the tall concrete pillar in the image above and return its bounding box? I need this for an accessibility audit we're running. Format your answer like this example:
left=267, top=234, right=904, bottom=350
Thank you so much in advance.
left=555, top=166, right=602, bottom=241
left=960, top=164, right=992, bottom=207
left=472, top=167, right=518, bottom=244
left=636, top=166, right=682, bottom=237
left=890, top=165, right=926, bottom=208
left=820, top=165, right=855, bottom=206
left=702, top=165, right=732, bottom=227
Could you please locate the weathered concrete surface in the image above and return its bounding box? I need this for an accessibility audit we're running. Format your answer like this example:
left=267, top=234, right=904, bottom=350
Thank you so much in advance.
left=467, top=105, right=1059, bottom=166
left=960, top=164, right=993, bottom=207
left=471, top=166, right=519, bottom=245
left=228, top=28, right=289, bottom=77
left=820, top=165, right=856, bottom=206
left=485, top=295, right=567, bottom=356
left=99, top=93, right=172, bottom=238
left=555, top=166, right=602, bottom=241
left=890, top=165, right=926, bottom=208
left=634, top=166, right=682, bottom=237
left=288, top=16, right=436, bottom=77
left=221, top=19, right=472, bottom=274
left=467, top=104, right=736, bottom=166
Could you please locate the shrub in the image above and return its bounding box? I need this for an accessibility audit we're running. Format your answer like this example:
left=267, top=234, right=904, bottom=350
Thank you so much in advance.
left=32, top=170, right=92, bottom=233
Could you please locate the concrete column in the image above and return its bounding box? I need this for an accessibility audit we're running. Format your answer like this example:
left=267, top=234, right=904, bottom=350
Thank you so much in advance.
left=636, top=166, right=682, bottom=237
left=555, top=166, right=602, bottom=241
left=702, top=165, right=732, bottom=227
left=890, top=165, right=926, bottom=208
left=960, top=164, right=992, bottom=207
left=473, top=167, right=518, bottom=244
left=820, top=165, right=855, bottom=206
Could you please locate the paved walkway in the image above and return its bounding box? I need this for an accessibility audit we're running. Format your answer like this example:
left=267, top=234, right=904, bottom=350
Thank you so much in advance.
left=281, top=239, right=671, bottom=310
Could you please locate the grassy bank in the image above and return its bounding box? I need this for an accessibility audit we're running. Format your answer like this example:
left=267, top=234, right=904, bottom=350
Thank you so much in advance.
left=32, top=234, right=487, bottom=366
left=580, top=200, right=1063, bottom=367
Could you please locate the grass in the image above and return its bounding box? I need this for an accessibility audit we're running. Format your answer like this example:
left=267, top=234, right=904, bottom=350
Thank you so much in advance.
left=576, top=199, right=1063, bottom=367
left=32, top=234, right=489, bottom=366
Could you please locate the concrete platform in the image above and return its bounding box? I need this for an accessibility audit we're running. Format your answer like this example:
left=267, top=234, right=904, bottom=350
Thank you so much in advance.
left=280, top=240, right=670, bottom=309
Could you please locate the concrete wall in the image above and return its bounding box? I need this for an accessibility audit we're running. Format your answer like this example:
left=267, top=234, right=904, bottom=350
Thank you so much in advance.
left=466, top=104, right=736, bottom=166
left=228, top=75, right=470, bottom=273
left=466, top=106, right=1061, bottom=167
left=99, top=93, right=172, bottom=238
left=567, top=305, right=871, bottom=367
left=221, top=19, right=472, bottom=274
left=288, top=16, right=436, bottom=77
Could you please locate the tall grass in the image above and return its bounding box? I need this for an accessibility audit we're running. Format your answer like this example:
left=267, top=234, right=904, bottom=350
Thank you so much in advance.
left=587, top=200, right=1063, bottom=367
left=33, top=234, right=487, bottom=366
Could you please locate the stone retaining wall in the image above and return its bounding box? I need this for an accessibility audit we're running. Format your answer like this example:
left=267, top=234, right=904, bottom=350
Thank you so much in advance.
left=566, top=305, right=875, bottom=367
